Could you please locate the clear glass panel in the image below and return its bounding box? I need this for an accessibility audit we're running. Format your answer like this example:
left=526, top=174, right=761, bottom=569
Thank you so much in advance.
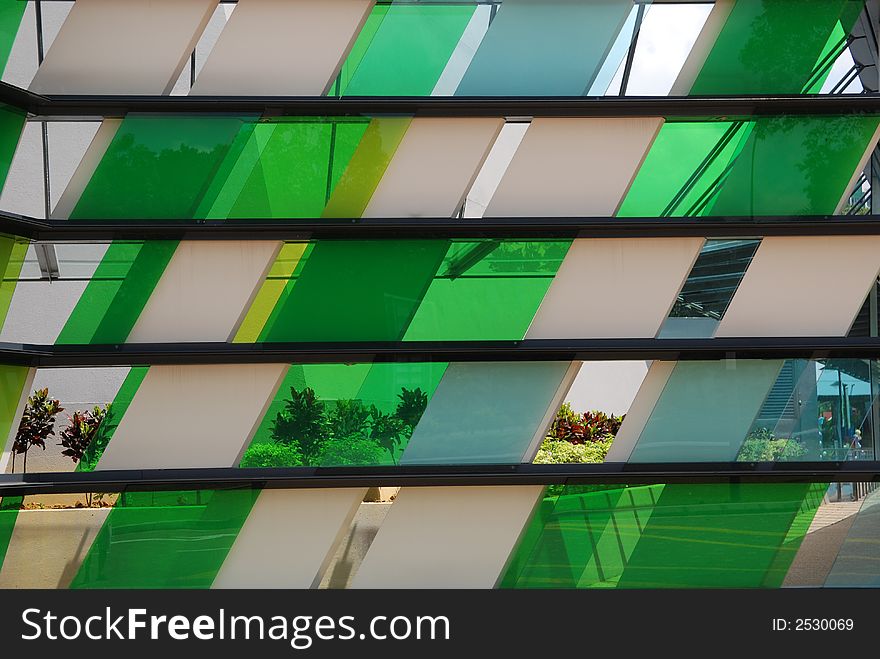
left=455, top=0, right=632, bottom=96
left=658, top=239, right=761, bottom=338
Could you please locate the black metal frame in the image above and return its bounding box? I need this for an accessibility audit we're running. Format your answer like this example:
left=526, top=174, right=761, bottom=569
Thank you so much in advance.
left=7, top=211, right=880, bottom=241
left=4, top=337, right=880, bottom=366
left=0, top=462, right=877, bottom=497
left=2, top=81, right=880, bottom=118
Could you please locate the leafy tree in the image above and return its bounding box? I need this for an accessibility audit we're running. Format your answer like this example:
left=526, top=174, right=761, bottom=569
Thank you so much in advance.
left=271, top=387, right=327, bottom=461
left=395, top=387, right=428, bottom=429
left=368, top=405, right=407, bottom=463
left=13, top=388, right=63, bottom=473
left=329, top=399, right=370, bottom=439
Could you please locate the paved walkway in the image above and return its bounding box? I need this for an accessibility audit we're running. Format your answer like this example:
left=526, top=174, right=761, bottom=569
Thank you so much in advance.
left=807, top=501, right=862, bottom=532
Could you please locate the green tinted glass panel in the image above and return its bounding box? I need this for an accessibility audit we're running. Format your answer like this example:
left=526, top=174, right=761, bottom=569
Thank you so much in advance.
left=56, top=241, right=178, bottom=344
left=621, top=115, right=878, bottom=217
left=0, top=496, right=21, bottom=568
left=708, top=115, right=880, bottom=215
left=690, top=0, right=863, bottom=94
left=338, top=4, right=474, bottom=96
left=0, top=103, right=24, bottom=190
left=0, top=237, right=26, bottom=331
left=244, top=362, right=447, bottom=467
left=803, top=20, right=849, bottom=94
left=615, top=483, right=825, bottom=588
left=333, top=5, right=388, bottom=95
left=0, top=0, right=25, bottom=74
left=500, top=484, right=632, bottom=588
left=403, top=240, right=571, bottom=341
left=70, top=115, right=254, bottom=220
left=618, top=121, right=750, bottom=217
left=220, top=119, right=369, bottom=219
left=321, top=117, right=411, bottom=218
left=71, top=489, right=258, bottom=589
left=0, top=366, right=28, bottom=462
left=77, top=366, right=149, bottom=472
left=259, top=240, right=448, bottom=342
left=503, top=482, right=824, bottom=588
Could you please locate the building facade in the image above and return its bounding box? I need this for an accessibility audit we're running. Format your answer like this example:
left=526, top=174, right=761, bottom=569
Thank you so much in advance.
left=0, top=0, right=876, bottom=588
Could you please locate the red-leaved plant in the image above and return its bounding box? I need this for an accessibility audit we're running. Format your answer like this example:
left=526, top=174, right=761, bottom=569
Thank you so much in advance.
left=548, top=403, right=624, bottom=445
left=12, top=388, right=63, bottom=473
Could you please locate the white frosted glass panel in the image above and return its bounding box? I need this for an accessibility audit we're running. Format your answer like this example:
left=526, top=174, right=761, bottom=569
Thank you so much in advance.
left=128, top=241, right=280, bottom=343
left=485, top=117, right=663, bottom=216
left=352, top=486, right=542, bottom=588
left=214, top=488, right=366, bottom=589
left=30, top=0, right=216, bottom=94
left=97, top=364, right=287, bottom=470
left=527, top=238, right=703, bottom=339
left=364, top=117, right=502, bottom=217
left=401, top=361, right=574, bottom=464
left=192, top=0, right=373, bottom=95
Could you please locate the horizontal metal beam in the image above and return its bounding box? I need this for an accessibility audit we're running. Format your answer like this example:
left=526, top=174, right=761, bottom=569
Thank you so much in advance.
left=6, top=212, right=880, bottom=241
left=3, top=82, right=880, bottom=118
left=0, top=462, right=876, bottom=497
left=5, top=337, right=880, bottom=367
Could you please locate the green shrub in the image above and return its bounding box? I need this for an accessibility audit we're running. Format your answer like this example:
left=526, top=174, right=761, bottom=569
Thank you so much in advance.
left=736, top=428, right=807, bottom=462
left=533, top=438, right=613, bottom=464
left=268, top=385, right=429, bottom=466
left=239, top=442, right=304, bottom=468
left=317, top=436, right=387, bottom=466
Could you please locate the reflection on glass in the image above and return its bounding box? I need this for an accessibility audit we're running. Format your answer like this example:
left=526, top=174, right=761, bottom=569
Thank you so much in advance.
left=243, top=363, right=448, bottom=468
left=659, top=239, right=760, bottom=338
left=502, top=482, right=827, bottom=588
left=70, top=489, right=259, bottom=589
left=620, top=114, right=880, bottom=218
left=403, top=239, right=570, bottom=341
left=745, top=359, right=880, bottom=462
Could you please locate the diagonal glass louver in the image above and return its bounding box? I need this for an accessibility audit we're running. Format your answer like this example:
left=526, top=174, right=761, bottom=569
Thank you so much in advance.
left=0, top=480, right=871, bottom=589
left=70, top=489, right=260, bottom=589
left=619, top=114, right=880, bottom=217
left=5, top=354, right=876, bottom=476
left=502, top=482, right=828, bottom=589
left=0, top=0, right=877, bottom=592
